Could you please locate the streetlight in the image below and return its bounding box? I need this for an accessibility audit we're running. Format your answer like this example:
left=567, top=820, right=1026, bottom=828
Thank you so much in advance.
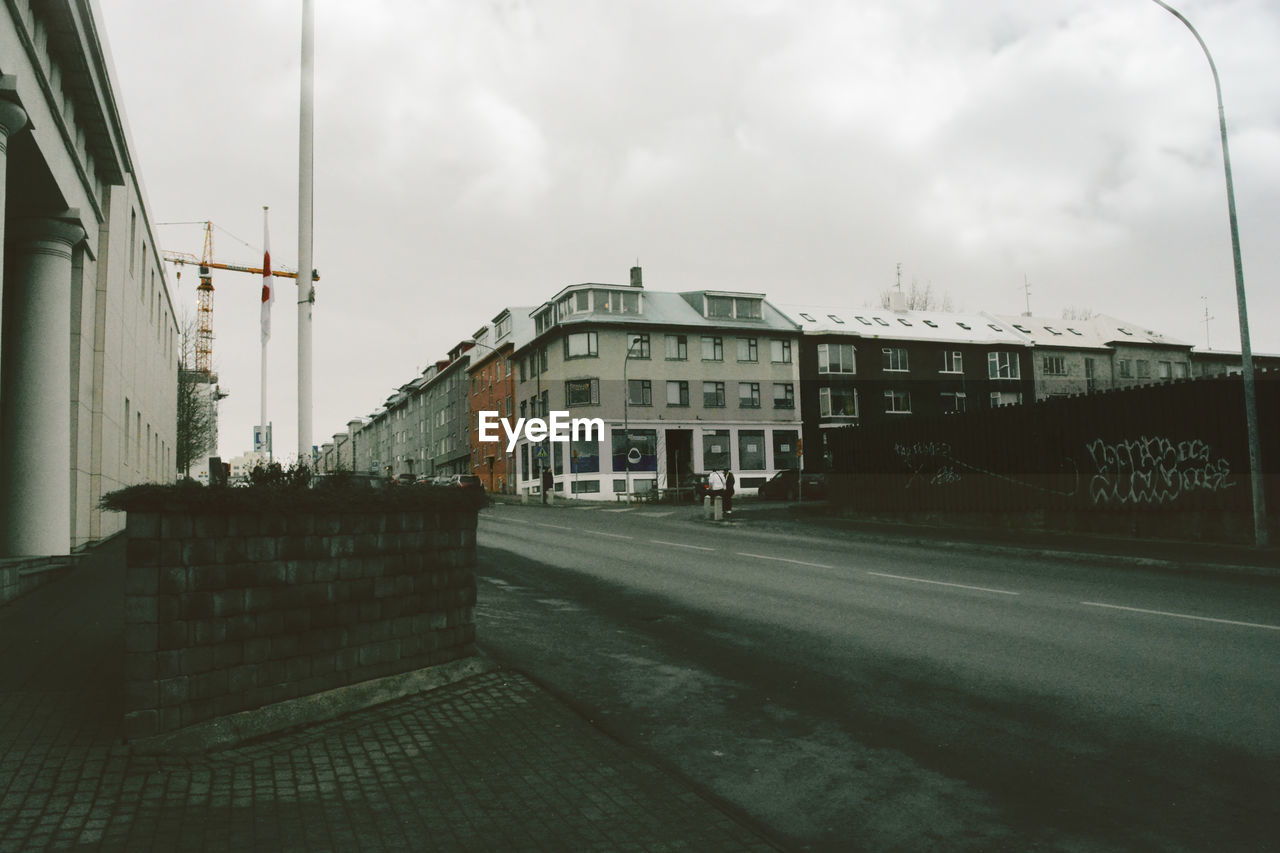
left=622, top=336, right=644, bottom=503
left=1150, top=0, right=1268, bottom=546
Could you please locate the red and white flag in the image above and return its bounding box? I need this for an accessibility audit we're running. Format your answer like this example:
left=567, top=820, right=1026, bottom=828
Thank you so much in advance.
left=260, top=211, right=273, bottom=343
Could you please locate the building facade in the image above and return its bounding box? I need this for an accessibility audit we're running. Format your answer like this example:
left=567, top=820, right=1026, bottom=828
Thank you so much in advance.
left=993, top=313, right=1193, bottom=399
left=1, top=0, right=178, bottom=557
left=781, top=305, right=1034, bottom=469
left=466, top=307, right=535, bottom=494
left=508, top=270, right=803, bottom=499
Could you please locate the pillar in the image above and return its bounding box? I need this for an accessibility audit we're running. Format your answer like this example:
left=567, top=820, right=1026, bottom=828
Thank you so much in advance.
left=0, top=215, right=86, bottom=556
left=0, top=99, right=30, bottom=407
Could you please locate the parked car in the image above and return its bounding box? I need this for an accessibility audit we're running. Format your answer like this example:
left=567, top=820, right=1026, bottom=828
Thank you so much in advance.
left=394, top=473, right=417, bottom=486
left=450, top=474, right=485, bottom=494
left=758, top=469, right=826, bottom=501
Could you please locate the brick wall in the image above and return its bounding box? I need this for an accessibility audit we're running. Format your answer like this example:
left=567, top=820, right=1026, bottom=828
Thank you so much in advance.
left=122, top=508, right=477, bottom=742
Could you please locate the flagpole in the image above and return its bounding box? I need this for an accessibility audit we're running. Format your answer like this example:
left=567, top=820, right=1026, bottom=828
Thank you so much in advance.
left=297, top=0, right=315, bottom=463
left=260, top=206, right=272, bottom=462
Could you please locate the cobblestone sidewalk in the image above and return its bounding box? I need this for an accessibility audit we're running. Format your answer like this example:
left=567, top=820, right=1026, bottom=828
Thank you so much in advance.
left=0, top=542, right=777, bottom=851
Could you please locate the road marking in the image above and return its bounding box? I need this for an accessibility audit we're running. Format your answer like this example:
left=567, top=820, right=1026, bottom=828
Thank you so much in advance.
left=737, top=552, right=834, bottom=569
left=591, top=531, right=634, bottom=540
left=639, top=511, right=675, bottom=518
left=602, top=508, right=633, bottom=513
left=533, top=522, right=574, bottom=531
left=1081, top=602, right=1280, bottom=631
left=867, top=571, right=1020, bottom=596
left=651, top=540, right=716, bottom=552
left=574, top=506, right=597, bottom=510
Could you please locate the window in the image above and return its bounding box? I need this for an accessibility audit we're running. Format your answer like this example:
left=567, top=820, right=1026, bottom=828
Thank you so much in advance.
left=798, top=313, right=815, bottom=322
left=818, top=343, right=856, bottom=374
left=738, top=383, right=761, bottom=408
left=703, top=381, right=726, bottom=407
left=700, top=336, right=723, bottom=361
left=1013, top=324, right=1031, bottom=333
left=564, top=332, right=598, bottom=359
left=1043, top=356, right=1066, bottom=376
left=773, top=383, right=794, bottom=409
left=940, top=351, right=962, bottom=373
left=770, top=339, right=792, bottom=363
left=773, top=430, right=799, bottom=470
left=702, top=430, right=731, bottom=470
left=737, top=338, right=758, bottom=362
left=827, top=314, right=845, bottom=324
left=571, top=479, right=601, bottom=494
left=494, top=315, right=512, bottom=340
left=819, top=387, right=858, bottom=418
left=124, top=398, right=131, bottom=465
left=706, top=295, right=734, bottom=318
left=1085, top=358, right=1097, bottom=392
left=665, top=334, right=687, bottom=360
left=735, top=297, right=762, bottom=319
left=855, top=316, right=873, bottom=326
left=519, top=358, right=527, bottom=382
left=990, top=390, right=1022, bottom=407
left=1173, top=362, right=1188, bottom=379
left=1067, top=328, right=1083, bottom=336
left=612, top=428, right=657, bottom=472
left=565, top=378, right=599, bottom=406
left=594, top=289, right=641, bottom=315
left=882, top=347, right=909, bottom=372
left=987, top=352, right=1020, bottom=379
left=1137, top=360, right=1150, bottom=379
left=627, top=332, right=650, bottom=359
left=941, top=391, right=967, bottom=413
left=884, top=389, right=911, bottom=413
left=923, top=320, right=938, bottom=328
left=1157, top=361, right=1171, bottom=379
left=666, top=380, right=689, bottom=407
left=874, top=317, right=891, bottom=327
left=1118, top=359, right=1133, bottom=379
left=898, top=318, right=912, bottom=327
left=627, top=379, right=652, bottom=406
left=988, top=324, right=1004, bottom=332
left=738, top=430, right=766, bottom=471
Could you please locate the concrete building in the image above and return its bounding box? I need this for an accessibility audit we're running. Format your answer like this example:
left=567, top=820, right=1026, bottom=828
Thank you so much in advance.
left=780, top=303, right=1034, bottom=470
left=992, top=313, right=1193, bottom=398
left=1, top=0, right=177, bottom=557
left=466, top=306, right=535, bottom=494
left=509, top=269, right=803, bottom=499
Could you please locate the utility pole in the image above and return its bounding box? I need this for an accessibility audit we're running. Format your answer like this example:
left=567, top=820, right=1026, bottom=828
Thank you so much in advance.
left=1201, top=296, right=1214, bottom=350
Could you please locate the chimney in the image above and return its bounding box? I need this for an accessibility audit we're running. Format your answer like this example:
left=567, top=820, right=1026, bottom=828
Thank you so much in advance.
left=630, top=265, right=643, bottom=288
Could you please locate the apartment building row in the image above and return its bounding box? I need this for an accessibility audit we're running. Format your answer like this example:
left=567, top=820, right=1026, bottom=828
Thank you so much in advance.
left=317, top=267, right=1274, bottom=500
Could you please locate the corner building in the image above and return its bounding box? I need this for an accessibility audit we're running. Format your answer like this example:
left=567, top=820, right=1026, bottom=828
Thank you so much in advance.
left=509, top=268, right=803, bottom=500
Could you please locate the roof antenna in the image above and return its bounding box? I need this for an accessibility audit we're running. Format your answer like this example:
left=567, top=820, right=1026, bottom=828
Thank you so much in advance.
left=1202, top=296, right=1214, bottom=349
left=1022, top=275, right=1032, bottom=317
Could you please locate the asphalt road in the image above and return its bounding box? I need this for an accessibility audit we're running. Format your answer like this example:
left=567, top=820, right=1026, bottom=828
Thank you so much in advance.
left=473, top=501, right=1280, bottom=852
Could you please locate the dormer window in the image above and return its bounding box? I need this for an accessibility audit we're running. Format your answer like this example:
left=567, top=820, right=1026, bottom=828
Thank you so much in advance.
left=1067, top=328, right=1083, bottom=336
left=828, top=314, right=845, bottom=324
left=799, top=312, right=815, bottom=322
left=855, top=316, right=873, bottom=326
left=923, top=320, right=938, bottom=328
left=1118, top=327, right=1134, bottom=336
left=594, top=288, right=641, bottom=315
left=1013, top=324, right=1031, bottom=333
left=898, top=318, right=912, bottom=327
left=1044, top=326, right=1062, bottom=336
left=874, top=317, right=890, bottom=327
left=988, top=324, right=1003, bottom=332
left=703, top=294, right=762, bottom=320
left=494, top=314, right=512, bottom=340
left=957, top=322, right=971, bottom=330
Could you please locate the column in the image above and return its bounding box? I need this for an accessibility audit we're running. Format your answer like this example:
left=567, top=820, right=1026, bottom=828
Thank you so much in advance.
left=0, top=215, right=86, bottom=556
left=0, top=99, right=31, bottom=406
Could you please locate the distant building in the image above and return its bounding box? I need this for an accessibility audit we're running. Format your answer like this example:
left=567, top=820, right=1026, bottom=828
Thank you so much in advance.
left=1189, top=348, right=1280, bottom=378
left=0, top=0, right=178, bottom=557
left=780, top=304, right=1034, bottom=469
left=993, top=313, right=1193, bottom=398
left=466, top=307, right=536, bottom=494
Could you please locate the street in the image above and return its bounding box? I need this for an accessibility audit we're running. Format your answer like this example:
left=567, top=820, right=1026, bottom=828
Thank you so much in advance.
left=474, top=501, right=1280, bottom=852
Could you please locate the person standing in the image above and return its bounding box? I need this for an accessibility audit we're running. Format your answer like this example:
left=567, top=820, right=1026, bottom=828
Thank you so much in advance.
left=707, top=469, right=726, bottom=517
left=541, top=465, right=553, bottom=504
left=723, top=469, right=735, bottom=517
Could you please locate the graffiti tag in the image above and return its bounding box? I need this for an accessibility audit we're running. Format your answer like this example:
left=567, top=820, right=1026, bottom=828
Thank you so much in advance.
left=1086, top=436, right=1234, bottom=506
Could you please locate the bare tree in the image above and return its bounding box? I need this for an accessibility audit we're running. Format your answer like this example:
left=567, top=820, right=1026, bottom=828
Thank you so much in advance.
left=1062, top=306, right=1096, bottom=321
left=879, top=278, right=954, bottom=311
left=176, top=314, right=220, bottom=476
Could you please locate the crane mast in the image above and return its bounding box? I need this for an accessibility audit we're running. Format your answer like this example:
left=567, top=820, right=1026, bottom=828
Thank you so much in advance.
left=161, top=220, right=318, bottom=374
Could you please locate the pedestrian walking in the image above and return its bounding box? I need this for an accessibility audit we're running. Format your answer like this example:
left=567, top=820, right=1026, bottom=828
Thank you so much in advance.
left=723, top=469, right=735, bottom=516
left=541, top=466, right=553, bottom=504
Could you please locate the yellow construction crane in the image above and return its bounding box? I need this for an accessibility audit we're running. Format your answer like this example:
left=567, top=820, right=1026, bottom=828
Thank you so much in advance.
left=160, top=220, right=319, bottom=374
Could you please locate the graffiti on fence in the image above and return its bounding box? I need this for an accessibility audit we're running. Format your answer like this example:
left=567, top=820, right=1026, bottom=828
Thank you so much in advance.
left=1086, top=436, right=1234, bottom=506
left=895, top=441, right=1077, bottom=495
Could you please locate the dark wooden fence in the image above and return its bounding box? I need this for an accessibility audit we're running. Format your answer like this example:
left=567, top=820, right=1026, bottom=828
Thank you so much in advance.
left=826, top=371, right=1279, bottom=542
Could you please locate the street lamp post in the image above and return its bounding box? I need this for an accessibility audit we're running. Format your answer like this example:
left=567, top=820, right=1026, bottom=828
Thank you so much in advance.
left=1151, top=0, right=1268, bottom=546
left=622, top=337, right=643, bottom=503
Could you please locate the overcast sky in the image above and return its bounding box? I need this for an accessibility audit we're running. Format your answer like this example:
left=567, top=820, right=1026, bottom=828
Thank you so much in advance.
left=98, top=0, right=1280, bottom=461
